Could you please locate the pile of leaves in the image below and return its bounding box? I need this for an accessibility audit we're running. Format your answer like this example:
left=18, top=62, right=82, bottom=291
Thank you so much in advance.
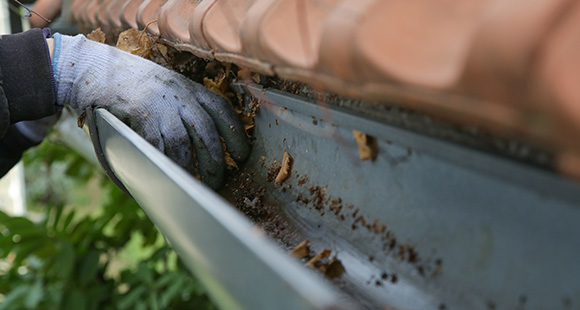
left=0, top=137, right=216, bottom=310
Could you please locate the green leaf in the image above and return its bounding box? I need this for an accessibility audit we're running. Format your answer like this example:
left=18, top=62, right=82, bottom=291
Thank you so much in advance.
left=4, top=217, right=43, bottom=239
left=0, top=284, right=28, bottom=310
left=159, top=274, right=186, bottom=308
left=137, top=262, right=153, bottom=285
left=134, top=301, right=147, bottom=310
left=78, top=249, right=100, bottom=286
left=70, top=219, right=92, bottom=244
left=154, top=272, right=179, bottom=290
left=34, top=242, right=58, bottom=258
left=117, top=285, right=147, bottom=310
left=50, top=242, right=75, bottom=280
left=62, top=210, right=76, bottom=232
left=62, top=288, right=86, bottom=310
left=24, top=280, right=44, bottom=309
left=142, top=228, right=158, bottom=247
left=148, top=291, right=159, bottom=310
left=52, top=205, right=65, bottom=231
left=0, top=210, right=9, bottom=222
left=13, top=239, right=45, bottom=265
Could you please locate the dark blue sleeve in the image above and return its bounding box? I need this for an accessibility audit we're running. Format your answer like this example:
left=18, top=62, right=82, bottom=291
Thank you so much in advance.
left=0, top=125, right=38, bottom=178
left=0, top=28, right=57, bottom=177
left=0, top=28, right=57, bottom=128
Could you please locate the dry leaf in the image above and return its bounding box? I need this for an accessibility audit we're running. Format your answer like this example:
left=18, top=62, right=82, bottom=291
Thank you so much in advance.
left=353, top=130, right=378, bottom=161
left=116, top=29, right=152, bottom=59
left=320, top=257, right=346, bottom=279
left=77, top=111, right=87, bottom=128
left=203, top=77, right=226, bottom=97
left=237, top=68, right=261, bottom=84
left=290, top=240, right=311, bottom=259
left=224, top=151, right=238, bottom=169
left=155, top=43, right=169, bottom=59
left=305, top=249, right=331, bottom=267
left=220, top=137, right=238, bottom=169
left=87, top=28, right=106, bottom=43
left=275, top=152, right=292, bottom=184
left=203, top=63, right=230, bottom=97
left=372, top=219, right=386, bottom=234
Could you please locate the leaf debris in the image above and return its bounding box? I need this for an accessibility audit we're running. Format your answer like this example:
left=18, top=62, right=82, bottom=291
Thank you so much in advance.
left=86, top=28, right=106, bottom=43
left=319, top=257, right=346, bottom=279
left=305, top=249, right=331, bottom=267
left=220, top=137, right=238, bottom=169
left=353, top=130, right=378, bottom=161
left=116, top=29, right=153, bottom=59
left=274, top=152, right=292, bottom=184
left=290, top=240, right=311, bottom=259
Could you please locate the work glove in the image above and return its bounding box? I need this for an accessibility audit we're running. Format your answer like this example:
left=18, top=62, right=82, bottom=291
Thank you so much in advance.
left=51, top=33, right=249, bottom=189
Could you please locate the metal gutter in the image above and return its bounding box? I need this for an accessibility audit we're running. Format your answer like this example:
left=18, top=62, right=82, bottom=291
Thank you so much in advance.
left=91, top=83, right=580, bottom=309
left=224, top=83, right=580, bottom=309
left=93, top=108, right=350, bottom=310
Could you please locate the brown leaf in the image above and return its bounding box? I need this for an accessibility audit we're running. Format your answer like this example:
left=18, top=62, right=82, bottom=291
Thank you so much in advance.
left=116, top=29, right=152, bottom=59
left=305, top=249, right=331, bottom=267
left=275, top=152, right=292, bottom=184
left=203, top=75, right=229, bottom=98
left=225, top=151, right=238, bottom=169
left=353, top=130, right=378, bottom=161
left=87, top=28, right=106, bottom=43
left=155, top=43, right=169, bottom=59
left=220, top=137, right=238, bottom=169
left=77, top=111, right=87, bottom=128
left=290, top=240, right=311, bottom=259
left=237, top=69, right=260, bottom=84
left=320, top=257, right=346, bottom=279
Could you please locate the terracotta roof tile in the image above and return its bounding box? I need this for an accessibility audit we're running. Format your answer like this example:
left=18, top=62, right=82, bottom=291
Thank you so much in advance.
left=121, top=0, right=144, bottom=29
left=70, top=0, right=580, bottom=177
left=136, top=0, right=166, bottom=34
left=105, top=0, right=126, bottom=30
left=355, top=0, right=486, bottom=89
left=158, top=0, right=199, bottom=43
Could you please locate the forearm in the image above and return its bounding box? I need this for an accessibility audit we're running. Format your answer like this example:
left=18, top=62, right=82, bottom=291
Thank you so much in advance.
left=46, top=38, right=54, bottom=60
left=0, top=30, right=58, bottom=178
left=0, top=29, right=57, bottom=127
left=29, top=0, right=63, bottom=28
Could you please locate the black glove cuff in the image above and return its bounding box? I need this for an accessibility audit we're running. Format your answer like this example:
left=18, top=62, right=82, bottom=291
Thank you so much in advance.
left=0, top=28, right=57, bottom=123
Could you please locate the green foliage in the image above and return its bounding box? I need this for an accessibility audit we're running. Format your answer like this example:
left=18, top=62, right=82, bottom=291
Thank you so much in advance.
left=0, top=137, right=216, bottom=309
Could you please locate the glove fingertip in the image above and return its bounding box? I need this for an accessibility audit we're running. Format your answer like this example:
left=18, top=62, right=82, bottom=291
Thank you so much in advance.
left=180, top=117, right=225, bottom=190
left=195, top=91, right=250, bottom=162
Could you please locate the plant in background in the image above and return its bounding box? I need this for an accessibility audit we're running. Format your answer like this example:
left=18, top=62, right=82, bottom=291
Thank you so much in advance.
left=0, top=136, right=216, bottom=310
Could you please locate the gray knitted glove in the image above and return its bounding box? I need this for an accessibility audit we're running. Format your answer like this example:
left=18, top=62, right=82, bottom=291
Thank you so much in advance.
left=51, top=33, right=249, bottom=189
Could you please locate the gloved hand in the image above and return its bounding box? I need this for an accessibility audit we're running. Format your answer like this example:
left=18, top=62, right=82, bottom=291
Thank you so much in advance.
left=51, top=33, right=249, bottom=189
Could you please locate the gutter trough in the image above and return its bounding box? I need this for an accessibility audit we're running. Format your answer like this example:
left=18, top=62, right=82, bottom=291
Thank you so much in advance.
left=93, top=83, right=580, bottom=310
left=94, top=108, right=349, bottom=310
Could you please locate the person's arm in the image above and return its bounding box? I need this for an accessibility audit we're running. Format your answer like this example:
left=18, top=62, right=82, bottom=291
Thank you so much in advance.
left=46, top=38, right=54, bottom=59
left=0, top=29, right=249, bottom=189
left=50, top=33, right=249, bottom=188
left=0, top=29, right=58, bottom=178
left=29, top=0, right=64, bottom=28
left=0, top=29, right=56, bottom=127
